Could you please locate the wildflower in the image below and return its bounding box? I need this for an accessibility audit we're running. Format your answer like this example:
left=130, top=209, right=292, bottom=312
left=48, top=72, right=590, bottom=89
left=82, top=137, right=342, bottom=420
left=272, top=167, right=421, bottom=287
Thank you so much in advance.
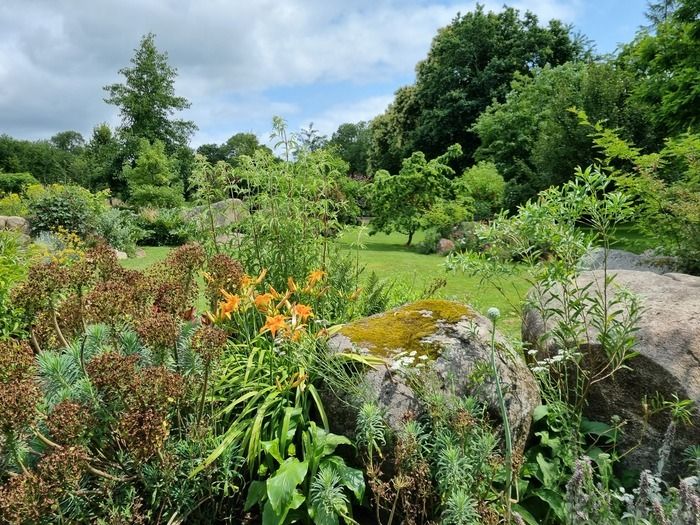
left=292, top=303, right=313, bottom=321
left=486, top=307, right=500, bottom=321
left=306, top=269, right=326, bottom=288
left=260, top=314, right=286, bottom=337
left=220, top=290, right=241, bottom=317
left=254, top=293, right=275, bottom=312
left=46, top=400, right=91, bottom=444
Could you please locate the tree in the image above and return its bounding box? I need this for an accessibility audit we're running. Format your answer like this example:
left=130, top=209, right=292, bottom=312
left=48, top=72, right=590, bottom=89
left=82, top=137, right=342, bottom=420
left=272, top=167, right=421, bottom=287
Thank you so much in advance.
left=369, top=144, right=462, bottom=245
left=50, top=131, right=85, bottom=153
left=122, top=139, right=184, bottom=208
left=104, top=33, right=196, bottom=155
left=197, top=133, right=271, bottom=166
left=453, top=162, right=505, bottom=220
left=296, top=122, right=328, bottom=154
left=474, top=62, right=648, bottom=208
left=329, top=121, right=371, bottom=176
left=82, top=123, right=122, bottom=192
left=623, top=0, right=700, bottom=136
left=368, top=5, right=586, bottom=173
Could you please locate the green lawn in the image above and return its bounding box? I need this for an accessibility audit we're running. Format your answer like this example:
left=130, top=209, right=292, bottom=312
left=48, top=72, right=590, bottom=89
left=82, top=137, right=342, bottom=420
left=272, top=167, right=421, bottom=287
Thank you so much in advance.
left=119, top=246, right=173, bottom=271
left=335, top=228, right=530, bottom=336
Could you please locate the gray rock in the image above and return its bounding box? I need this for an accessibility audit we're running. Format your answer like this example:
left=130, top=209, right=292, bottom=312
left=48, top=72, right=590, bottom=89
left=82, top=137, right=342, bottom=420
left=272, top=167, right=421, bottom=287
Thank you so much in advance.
left=578, top=247, right=677, bottom=274
left=182, top=198, right=248, bottom=229
left=327, top=300, right=540, bottom=456
left=0, top=215, right=30, bottom=235
left=523, top=269, right=700, bottom=478
left=436, top=238, right=455, bottom=256
left=114, top=249, right=128, bottom=260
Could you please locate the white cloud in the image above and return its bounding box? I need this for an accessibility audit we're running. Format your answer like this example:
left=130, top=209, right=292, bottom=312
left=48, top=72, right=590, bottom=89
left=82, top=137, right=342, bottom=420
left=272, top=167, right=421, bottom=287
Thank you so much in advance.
left=0, top=0, right=586, bottom=142
left=307, top=95, right=395, bottom=138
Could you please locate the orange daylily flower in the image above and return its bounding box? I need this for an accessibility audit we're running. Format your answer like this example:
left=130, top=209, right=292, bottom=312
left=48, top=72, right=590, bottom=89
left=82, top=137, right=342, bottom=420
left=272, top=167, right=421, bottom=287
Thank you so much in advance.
left=220, top=290, right=241, bottom=317
left=241, top=268, right=267, bottom=289
left=254, top=293, right=274, bottom=312
left=306, top=269, right=326, bottom=287
left=260, top=314, right=286, bottom=337
left=292, top=303, right=313, bottom=321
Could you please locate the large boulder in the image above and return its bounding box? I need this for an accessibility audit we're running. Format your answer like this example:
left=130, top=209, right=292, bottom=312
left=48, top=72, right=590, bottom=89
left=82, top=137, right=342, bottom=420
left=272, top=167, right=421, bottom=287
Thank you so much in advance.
left=182, top=198, right=247, bottom=229
left=523, top=270, right=700, bottom=478
left=0, top=215, right=30, bottom=235
left=327, top=300, right=540, bottom=456
left=578, top=247, right=678, bottom=274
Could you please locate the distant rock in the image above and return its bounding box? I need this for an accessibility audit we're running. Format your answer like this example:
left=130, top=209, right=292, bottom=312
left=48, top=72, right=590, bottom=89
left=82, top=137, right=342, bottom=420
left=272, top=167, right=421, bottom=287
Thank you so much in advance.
left=182, top=198, right=248, bottom=229
left=523, top=269, right=700, bottom=479
left=579, top=247, right=677, bottom=274
left=327, top=300, right=540, bottom=456
left=0, top=216, right=30, bottom=236
left=436, top=238, right=455, bottom=256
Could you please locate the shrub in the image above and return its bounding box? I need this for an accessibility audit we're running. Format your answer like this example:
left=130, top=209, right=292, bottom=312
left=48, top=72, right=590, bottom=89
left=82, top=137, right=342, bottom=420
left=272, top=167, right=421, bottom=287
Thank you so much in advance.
left=0, top=193, right=28, bottom=216
left=0, top=172, right=38, bottom=195
left=129, top=184, right=185, bottom=209
left=454, top=161, right=505, bottom=220
left=25, top=184, right=108, bottom=237
left=95, top=208, right=146, bottom=255
left=137, top=207, right=194, bottom=246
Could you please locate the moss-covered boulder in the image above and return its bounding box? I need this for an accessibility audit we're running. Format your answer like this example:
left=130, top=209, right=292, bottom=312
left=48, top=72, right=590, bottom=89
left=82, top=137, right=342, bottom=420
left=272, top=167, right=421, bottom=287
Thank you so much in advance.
left=328, top=299, right=540, bottom=455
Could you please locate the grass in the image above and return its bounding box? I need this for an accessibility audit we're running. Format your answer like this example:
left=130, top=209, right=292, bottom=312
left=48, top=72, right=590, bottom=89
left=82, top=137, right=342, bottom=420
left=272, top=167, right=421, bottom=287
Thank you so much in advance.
left=336, top=228, right=530, bottom=337
left=119, top=246, right=172, bottom=271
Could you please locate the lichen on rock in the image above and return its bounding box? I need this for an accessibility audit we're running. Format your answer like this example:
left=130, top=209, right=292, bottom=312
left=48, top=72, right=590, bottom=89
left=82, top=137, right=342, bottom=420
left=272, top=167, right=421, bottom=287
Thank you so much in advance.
left=338, top=299, right=475, bottom=360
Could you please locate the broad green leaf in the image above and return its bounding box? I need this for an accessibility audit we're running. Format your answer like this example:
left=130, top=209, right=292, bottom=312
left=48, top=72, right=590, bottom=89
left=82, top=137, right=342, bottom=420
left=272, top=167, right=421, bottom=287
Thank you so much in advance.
left=532, top=488, right=566, bottom=522
left=535, top=453, right=560, bottom=488
left=266, top=458, right=309, bottom=514
left=323, top=456, right=365, bottom=503
left=244, top=480, right=267, bottom=511
left=532, top=405, right=548, bottom=422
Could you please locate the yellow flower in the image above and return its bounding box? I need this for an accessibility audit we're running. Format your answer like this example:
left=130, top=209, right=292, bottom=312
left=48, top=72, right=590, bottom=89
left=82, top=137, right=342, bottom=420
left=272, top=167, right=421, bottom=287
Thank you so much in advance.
left=260, top=314, right=286, bottom=337
left=287, top=276, right=298, bottom=293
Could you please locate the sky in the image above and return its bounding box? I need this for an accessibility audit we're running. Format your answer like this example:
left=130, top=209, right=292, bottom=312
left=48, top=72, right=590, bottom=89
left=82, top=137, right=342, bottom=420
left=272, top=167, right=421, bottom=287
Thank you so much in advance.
left=0, top=0, right=650, bottom=150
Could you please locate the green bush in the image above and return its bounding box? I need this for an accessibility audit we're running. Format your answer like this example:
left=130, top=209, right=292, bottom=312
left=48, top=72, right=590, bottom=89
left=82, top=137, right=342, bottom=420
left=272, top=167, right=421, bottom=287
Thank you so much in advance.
left=25, top=184, right=108, bottom=237
left=0, top=172, right=38, bottom=195
left=454, top=161, right=505, bottom=220
left=0, top=193, right=28, bottom=216
left=129, top=184, right=185, bottom=209
left=95, top=208, right=146, bottom=255
left=137, top=207, right=194, bottom=246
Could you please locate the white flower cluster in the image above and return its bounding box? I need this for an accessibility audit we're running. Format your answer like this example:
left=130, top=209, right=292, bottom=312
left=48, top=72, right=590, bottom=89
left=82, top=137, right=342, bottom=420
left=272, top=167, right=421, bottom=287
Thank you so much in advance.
left=529, top=347, right=582, bottom=374
left=389, top=350, right=430, bottom=371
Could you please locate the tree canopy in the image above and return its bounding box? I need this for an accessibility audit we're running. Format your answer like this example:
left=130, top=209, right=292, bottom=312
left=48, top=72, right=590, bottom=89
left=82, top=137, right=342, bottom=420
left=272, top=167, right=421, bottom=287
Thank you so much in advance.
left=104, top=33, right=196, bottom=154
left=368, top=5, right=587, bottom=174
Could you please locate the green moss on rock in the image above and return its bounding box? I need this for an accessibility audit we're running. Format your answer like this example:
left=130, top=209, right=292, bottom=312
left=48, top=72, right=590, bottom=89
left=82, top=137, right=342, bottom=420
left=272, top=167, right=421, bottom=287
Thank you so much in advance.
left=339, top=299, right=474, bottom=359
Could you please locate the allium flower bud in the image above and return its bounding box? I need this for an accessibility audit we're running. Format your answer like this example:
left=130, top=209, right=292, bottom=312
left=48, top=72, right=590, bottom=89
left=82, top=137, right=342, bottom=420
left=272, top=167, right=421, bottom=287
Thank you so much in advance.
left=486, top=307, right=500, bottom=321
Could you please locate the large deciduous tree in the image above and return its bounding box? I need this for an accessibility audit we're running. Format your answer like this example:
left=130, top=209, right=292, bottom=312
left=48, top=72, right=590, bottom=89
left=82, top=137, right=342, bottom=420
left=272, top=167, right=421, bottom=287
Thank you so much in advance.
left=622, top=0, right=700, bottom=136
left=104, top=33, right=196, bottom=155
left=329, top=122, right=371, bottom=176
left=474, top=62, right=649, bottom=208
left=368, top=5, right=586, bottom=173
